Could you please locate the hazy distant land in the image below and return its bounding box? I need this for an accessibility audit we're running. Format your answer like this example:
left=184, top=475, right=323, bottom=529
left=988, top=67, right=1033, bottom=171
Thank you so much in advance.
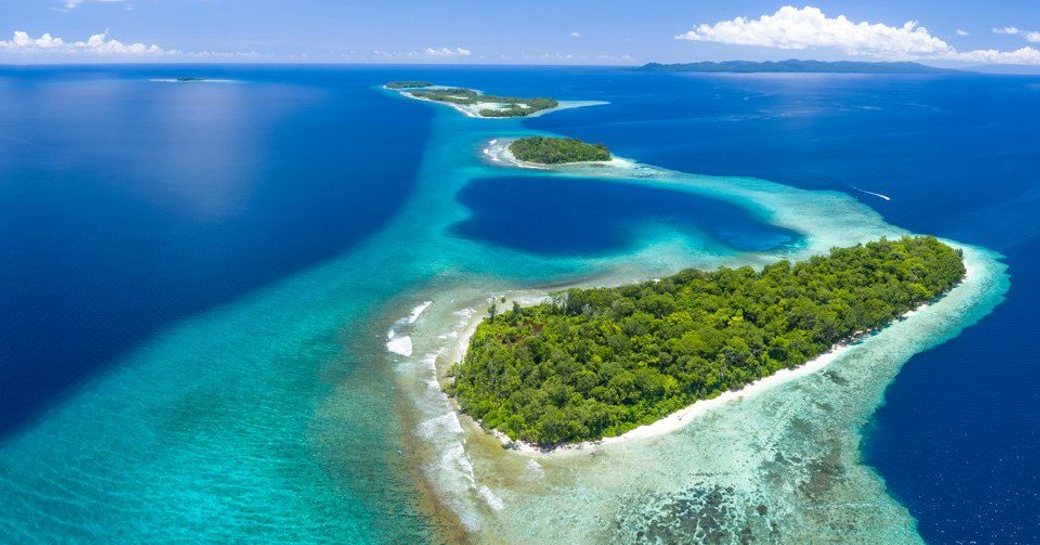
left=639, top=59, right=963, bottom=74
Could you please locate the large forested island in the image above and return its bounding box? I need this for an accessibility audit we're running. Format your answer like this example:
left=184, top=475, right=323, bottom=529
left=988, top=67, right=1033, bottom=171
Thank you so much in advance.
left=391, top=83, right=558, bottom=117
left=508, top=136, right=611, bottom=164
left=448, top=237, right=965, bottom=447
left=639, top=60, right=960, bottom=74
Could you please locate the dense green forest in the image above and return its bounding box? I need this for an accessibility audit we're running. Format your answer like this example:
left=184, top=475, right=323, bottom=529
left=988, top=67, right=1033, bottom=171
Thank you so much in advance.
left=402, top=86, right=558, bottom=117
left=386, top=80, right=433, bottom=89
left=508, top=137, right=611, bottom=164
left=448, top=237, right=965, bottom=447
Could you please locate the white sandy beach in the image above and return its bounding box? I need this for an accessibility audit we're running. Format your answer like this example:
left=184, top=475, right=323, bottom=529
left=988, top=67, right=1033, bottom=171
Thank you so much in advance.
left=413, top=255, right=975, bottom=458
left=481, top=137, right=637, bottom=170
left=389, top=85, right=608, bottom=119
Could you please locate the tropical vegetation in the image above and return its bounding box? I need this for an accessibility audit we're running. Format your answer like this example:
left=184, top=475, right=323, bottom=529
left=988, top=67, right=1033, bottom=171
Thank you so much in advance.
left=508, top=136, right=611, bottom=164
left=448, top=237, right=965, bottom=447
left=386, top=80, right=434, bottom=89
left=401, top=86, right=558, bottom=117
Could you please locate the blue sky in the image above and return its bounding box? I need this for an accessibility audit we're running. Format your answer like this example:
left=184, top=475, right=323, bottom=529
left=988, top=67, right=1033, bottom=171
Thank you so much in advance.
left=2, top=0, right=1040, bottom=65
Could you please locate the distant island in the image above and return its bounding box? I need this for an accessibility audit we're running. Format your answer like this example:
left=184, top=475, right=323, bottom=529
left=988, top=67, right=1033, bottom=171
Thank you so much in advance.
left=175, top=77, right=207, bottom=82
left=508, top=137, right=611, bottom=164
left=385, top=80, right=433, bottom=89
left=387, top=82, right=559, bottom=118
left=448, top=237, right=965, bottom=448
left=638, top=60, right=961, bottom=74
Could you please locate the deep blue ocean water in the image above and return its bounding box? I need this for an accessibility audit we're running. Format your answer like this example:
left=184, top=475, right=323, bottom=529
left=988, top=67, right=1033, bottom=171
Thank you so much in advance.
left=0, top=65, right=1037, bottom=544
left=452, top=175, right=798, bottom=255
left=0, top=66, right=435, bottom=436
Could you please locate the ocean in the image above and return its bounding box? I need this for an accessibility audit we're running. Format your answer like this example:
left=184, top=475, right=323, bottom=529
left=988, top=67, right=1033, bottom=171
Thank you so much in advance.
left=0, top=65, right=1036, bottom=544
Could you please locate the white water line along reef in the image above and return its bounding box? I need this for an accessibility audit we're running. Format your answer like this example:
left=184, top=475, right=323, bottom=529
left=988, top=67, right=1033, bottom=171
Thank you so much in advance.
left=384, top=82, right=1009, bottom=544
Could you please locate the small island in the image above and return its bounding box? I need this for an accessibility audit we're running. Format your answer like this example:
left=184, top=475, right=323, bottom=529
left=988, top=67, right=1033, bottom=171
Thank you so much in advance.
left=175, top=77, right=207, bottom=82
left=385, top=80, right=433, bottom=89
left=448, top=236, right=965, bottom=448
left=507, top=136, right=611, bottom=164
left=389, top=82, right=559, bottom=118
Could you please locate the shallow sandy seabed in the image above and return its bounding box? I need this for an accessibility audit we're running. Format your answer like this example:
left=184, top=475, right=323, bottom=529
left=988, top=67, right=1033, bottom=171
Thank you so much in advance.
left=387, top=93, right=1009, bottom=545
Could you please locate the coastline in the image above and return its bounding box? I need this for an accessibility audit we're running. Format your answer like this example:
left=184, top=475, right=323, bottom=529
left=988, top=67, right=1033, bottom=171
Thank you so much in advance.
left=481, top=137, right=637, bottom=170
left=377, top=82, right=1011, bottom=543
left=387, top=85, right=608, bottom=119
left=430, top=259, right=965, bottom=458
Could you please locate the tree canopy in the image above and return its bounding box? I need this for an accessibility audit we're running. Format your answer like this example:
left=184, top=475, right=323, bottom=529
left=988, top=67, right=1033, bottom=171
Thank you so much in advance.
left=386, top=80, right=433, bottom=89
left=402, top=86, right=558, bottom=117
left=508, top=137, right=611, bottom=164
left=448, top=237, right=965, bottom=447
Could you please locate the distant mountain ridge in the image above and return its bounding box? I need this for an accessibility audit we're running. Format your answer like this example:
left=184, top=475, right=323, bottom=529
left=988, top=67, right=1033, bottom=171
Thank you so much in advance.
left=638, top=60, right=963, bottom=74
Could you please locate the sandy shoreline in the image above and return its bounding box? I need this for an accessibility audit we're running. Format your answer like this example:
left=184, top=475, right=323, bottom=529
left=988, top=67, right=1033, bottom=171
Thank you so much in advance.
left=386, top=85, right=608, bottom=119
left=481, top=137, right=637, bottom=170
left=416, top=255, right=975, bottom=458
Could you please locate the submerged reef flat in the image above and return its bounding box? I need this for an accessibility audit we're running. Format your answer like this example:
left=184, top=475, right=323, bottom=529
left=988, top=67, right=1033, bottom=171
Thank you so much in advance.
left=381, top=97, right=1009, bottom=544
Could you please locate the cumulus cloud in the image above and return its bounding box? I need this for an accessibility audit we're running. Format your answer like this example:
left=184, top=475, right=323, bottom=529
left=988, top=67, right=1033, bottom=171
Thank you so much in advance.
left=0, top=30, right=165, bottom=55
left=675, top=6, right=1040, bottom=65
left=0, top=30, right=259, bottom=61
left=948, top=46, right=1040, bottom=65
left=423, top=46, right=471, bottom=57
left=992, top=26, right=1040, bottom=43
left=571, top=32, right=582, bottom=38
left=956, top=29, right=970, bottom=37
left=676, top=6, right=950, bottom=57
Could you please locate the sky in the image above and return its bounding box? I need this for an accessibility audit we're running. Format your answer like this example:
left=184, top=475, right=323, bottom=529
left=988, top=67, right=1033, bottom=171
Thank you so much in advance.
left=1, top=0, right=1040, bottom=66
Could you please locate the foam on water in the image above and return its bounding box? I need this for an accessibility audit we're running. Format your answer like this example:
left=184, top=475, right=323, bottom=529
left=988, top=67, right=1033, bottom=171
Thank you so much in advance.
left=386, top=335, right=413, bottom=356
left=408, top=301, right=434, bottom=324
left=386, top=301, right=434, bottom=356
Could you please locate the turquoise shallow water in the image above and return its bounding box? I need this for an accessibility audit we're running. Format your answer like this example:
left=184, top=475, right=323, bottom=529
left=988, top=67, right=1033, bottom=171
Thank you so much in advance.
left=0, top=75, right=803, bottom=543
left=0, top=66, right=1028, bottom=544
left=384, top=100, right=1008, bottom=544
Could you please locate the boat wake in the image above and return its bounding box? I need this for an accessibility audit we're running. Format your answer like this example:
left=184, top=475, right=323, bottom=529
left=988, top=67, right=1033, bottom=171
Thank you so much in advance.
left=849, top=185, right=893, bottom=201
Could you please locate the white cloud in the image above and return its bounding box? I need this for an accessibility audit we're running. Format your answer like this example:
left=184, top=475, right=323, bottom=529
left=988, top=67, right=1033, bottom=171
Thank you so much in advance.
left=0, top=30, right=165, bottom=55
left=992, top=26, right=1040, bottom=43
left=956, top=29, right=970, bottom=37
left=423, top=46, right=471, bottom=57
left=571, top=32, right=582, bottom=38
left=675, top=6, right=1040, bottom=65
left=676, top=6, right=950, bottom=57
left=947, top=46, right=1040, bottom=65
left=0, top=30, right=259, bottom=61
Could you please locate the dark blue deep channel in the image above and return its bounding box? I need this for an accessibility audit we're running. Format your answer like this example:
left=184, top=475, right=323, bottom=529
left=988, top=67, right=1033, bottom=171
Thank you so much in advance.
left=451, top=175, right=798, bottom=256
